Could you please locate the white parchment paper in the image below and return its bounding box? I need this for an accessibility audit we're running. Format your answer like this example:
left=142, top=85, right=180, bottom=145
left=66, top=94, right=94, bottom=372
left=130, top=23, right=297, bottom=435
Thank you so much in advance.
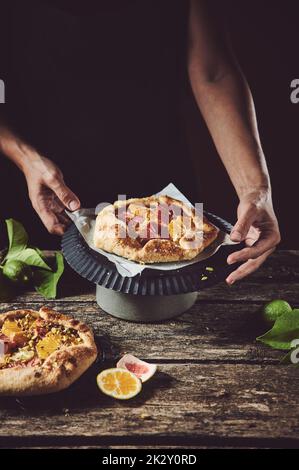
left=66, top=183, right=236, bottom=277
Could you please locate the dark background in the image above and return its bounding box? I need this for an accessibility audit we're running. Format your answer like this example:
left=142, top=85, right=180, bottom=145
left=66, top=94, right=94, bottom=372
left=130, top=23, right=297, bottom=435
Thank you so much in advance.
left=185, top=0, right=299, bottom=250
left=0, top=0, right=298, bottom=249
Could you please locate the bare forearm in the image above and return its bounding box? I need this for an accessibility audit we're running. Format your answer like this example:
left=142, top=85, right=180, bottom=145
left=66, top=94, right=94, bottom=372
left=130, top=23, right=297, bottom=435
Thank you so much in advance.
left=185, top=0, right=279, bottom=282
left=187, top=0, right=270, bottom=199
left=188, top=65, right=270, bottom=198
left=0, top=119, right=80, bottom=234
left=0, top=121, right=41, bottom=173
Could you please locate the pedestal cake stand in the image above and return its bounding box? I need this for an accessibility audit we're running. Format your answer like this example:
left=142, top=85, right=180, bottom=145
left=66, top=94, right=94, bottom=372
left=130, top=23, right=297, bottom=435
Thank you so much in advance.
left=61, top=212, right=241, bottom=323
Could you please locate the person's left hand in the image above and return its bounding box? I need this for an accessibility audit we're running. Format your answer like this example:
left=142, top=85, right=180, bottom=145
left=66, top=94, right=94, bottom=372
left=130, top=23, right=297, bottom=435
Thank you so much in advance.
left=226, top=190, right=281, bottom=285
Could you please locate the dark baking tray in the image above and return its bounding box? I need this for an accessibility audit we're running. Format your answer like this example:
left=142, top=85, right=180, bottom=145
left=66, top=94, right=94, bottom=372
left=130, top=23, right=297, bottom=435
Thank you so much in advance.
left=61, top=211, right=242, bottom=296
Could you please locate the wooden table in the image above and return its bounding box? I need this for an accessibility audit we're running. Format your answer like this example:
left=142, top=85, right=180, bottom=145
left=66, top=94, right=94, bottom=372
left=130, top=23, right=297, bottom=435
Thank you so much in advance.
left=0, top=250, right=298, bottom=449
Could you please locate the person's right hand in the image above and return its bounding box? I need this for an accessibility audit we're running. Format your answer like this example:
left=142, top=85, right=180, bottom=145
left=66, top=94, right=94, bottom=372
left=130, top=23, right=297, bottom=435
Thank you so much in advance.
left=23, top=156, right=80, bottom=235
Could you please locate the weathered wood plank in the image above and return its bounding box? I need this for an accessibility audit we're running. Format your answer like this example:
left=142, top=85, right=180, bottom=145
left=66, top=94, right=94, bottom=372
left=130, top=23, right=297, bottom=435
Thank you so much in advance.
left=1, top=250, right=298, bottom=304
left=8, top=251, right=299, bottom=303
left=5, top=279, right=299, bottom=304
left=251, top=250, right=299, bottom=280
left=0, top=250, right=297, bottom=447
left=0, top=301, right=284, bottom=363
left=0, top=363, right=298, bottom=444
left=197, top=281, right=299, bottom=304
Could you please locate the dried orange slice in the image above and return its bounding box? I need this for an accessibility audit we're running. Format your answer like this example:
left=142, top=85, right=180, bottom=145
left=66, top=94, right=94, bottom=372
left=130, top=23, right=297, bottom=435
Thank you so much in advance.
left=96, top=368, right=142, bottom=400
left=36, top=333, right=62, bottom=359
left=1, top=320, right=27, bottom=346
left=2, top=320, right=22, bottom=337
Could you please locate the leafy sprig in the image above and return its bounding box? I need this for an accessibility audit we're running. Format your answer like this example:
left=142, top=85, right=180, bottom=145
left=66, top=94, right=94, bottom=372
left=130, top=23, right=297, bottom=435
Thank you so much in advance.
left=0, top=219, right=64, bottom=299
left=257, top=307, right=299, bottom=365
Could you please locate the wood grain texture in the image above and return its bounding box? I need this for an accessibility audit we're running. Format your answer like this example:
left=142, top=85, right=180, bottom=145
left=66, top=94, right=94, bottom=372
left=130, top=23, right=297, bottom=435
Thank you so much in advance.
left=0, top=364, right=298, bottom=447
left=0, top=301, right=282, bottom=362
left=7, top=280, right=299, bottom=304
left=0, top=250, right=298, bottom=448
left=7, top=250, right=299, bottom=304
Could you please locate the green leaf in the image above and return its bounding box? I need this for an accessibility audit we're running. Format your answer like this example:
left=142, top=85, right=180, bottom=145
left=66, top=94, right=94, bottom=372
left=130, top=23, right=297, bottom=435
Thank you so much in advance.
left=33, top=252, right=64, bottom=299
left=5, top=219, right=28, bottom=259
left=257, top=309, right=299, bottom=350
left=10, top=248, right=51, bottom=270
left=29, top=246, right=44, bottom=257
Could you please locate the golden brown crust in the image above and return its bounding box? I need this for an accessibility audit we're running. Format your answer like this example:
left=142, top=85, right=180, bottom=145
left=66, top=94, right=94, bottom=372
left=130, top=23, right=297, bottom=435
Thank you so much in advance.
left=0, top=307, right=97, bottom=396
left=94, top=195, right=219, bottom=263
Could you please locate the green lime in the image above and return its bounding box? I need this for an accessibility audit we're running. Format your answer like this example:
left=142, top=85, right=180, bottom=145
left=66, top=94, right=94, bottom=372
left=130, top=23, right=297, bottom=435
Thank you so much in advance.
left=262, top=299, right=292, bottom=325
left=2, top=260, right=32, bottom=284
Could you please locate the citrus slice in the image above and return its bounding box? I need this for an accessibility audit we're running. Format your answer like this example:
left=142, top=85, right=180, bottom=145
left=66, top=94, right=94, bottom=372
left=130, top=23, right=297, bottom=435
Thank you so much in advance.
left=2, top=320, right=23, bottom=337
left=96, top=368, right=142, bottom=400
left=1, top=320, right=27, bottom=346
left=36, top=332, right=62, bottom=359
left=116, top=354, right=157, bottom=383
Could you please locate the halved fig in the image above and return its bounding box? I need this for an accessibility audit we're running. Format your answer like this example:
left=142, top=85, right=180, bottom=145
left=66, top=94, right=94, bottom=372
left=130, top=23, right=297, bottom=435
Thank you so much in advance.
left=116, top=354, right=157, bottom=383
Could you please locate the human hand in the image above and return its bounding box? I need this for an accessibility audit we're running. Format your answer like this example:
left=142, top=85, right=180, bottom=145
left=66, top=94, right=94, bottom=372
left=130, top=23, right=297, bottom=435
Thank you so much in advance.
left=226, top=190, right=280, bottom=284
left=23, top=156, right=80, bottom=235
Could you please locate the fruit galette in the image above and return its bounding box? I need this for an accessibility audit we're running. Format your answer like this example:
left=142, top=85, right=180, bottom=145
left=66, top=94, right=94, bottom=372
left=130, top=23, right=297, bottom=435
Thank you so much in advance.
left=94, top=195, right=219, bottom=263
left=0, top=307, right=97, bottom=395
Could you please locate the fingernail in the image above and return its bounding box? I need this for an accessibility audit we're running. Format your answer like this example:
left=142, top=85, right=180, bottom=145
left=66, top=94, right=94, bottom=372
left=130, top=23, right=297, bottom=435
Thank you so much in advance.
left=69, top=200, right=79, bottom=211
left=227, top=278, right=235, bottom=285
left=231, top=231, right=242, bottom=242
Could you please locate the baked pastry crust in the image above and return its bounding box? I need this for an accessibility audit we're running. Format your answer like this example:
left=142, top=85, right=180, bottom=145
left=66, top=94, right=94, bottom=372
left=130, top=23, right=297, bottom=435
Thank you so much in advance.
left=94, top=195, right=219, bottom=263
left=0, top=307, right=97, bottom=396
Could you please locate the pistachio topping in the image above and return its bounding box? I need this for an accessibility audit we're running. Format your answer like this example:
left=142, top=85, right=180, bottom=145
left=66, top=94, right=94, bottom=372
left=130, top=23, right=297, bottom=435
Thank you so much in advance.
left=0, top=314, right=83, bottom=369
